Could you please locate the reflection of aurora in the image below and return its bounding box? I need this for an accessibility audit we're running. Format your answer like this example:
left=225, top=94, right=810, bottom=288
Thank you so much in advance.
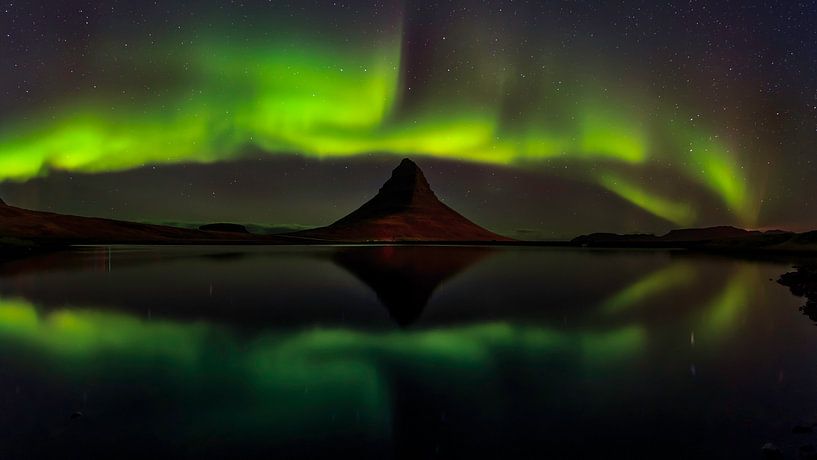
left=0, top=260, right=758, bottom=435
left=599, top=259, right=758, bottom=339
left=0, top=255, right=774, bottom=455
left=703, top=266, right=758, bottom=335
left=0, top=22, right=755, bottom=225
left=0, top=297, right=644, bottom=439
left=601, top=263, right=697, bottom=314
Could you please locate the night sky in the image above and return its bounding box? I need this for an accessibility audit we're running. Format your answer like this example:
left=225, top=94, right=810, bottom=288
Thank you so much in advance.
left=1, top=0, right=816, bottom=239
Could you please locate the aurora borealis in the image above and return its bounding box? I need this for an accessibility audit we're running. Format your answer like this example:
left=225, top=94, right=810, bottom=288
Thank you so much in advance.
left=2, top=1, right=816, bottom=236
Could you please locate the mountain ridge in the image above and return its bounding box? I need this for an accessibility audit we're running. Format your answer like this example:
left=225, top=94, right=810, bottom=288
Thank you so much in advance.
left=289, top=158, right=512, bottom=242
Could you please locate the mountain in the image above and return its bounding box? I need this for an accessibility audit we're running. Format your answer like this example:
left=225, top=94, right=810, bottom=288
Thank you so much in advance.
left=0, top=159, right=509, bottom=245
left=571, top=232, right=659, bottom=246
left=0, top=198, right=275, bottom=245
left=571, top=226, right=800, bottom=250
left=660, top=226, right=759, bottom=242
left=290, top=158, right=512, bottom=242
left=199, top=223, right=251, bottom=234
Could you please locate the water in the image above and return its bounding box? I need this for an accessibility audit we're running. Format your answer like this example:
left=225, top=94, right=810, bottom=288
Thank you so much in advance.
left=0, top=245, right=814, bottom=459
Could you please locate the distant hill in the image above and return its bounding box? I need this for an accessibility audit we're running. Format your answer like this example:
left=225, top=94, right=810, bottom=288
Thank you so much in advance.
left=0, top=159, right=510, bottom=245
left=4, top=159, right=815, bottom=251
left=199, top=223, right=250, bottom=234
left=151, top=221, right=310, bottom=235
left=0, top=199, right=278, bottom=245
left=660, top=226, right=759, bottom=242
left=289, top=158, right=512, bottom=242
left=571, top=225, right=810, bottom=252
left=571, top=232, right=660, bottom=246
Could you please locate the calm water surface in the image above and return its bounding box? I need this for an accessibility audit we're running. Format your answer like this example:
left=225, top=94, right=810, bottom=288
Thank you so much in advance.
left=0, top=245, right=815, bottom=459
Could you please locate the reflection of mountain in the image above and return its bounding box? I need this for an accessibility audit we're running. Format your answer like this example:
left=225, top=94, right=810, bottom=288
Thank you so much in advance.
left=0, top=246, right=226, bottom=277
left=332, top=246, right=493, bottom=326
left=0, top=246, right=494, bottom=328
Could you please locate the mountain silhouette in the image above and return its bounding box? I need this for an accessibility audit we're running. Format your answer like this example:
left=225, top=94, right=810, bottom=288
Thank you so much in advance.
left=661, top=226, right=759, bottom=242
left=0, top=159, right=511, bottom=244
left=0, top=201, right=276, bottom=244
left=291, top=158, right=512, bottom=242
left=571, top=225, right=801, bottom=249
left=332, top=245, right=493, bottom=326
left=199, top=223, right=250, bottom=234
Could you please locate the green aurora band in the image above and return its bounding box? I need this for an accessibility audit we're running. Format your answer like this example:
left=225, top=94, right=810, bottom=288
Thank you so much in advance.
left=0, top=27, right=757, bottom=225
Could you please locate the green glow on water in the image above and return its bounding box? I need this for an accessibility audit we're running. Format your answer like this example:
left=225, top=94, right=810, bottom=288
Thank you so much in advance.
left=0, top=297, right=646, bottom=439
left=701, top=266, right=756, bottom=336
left=601, top=263, right=697, bottom=314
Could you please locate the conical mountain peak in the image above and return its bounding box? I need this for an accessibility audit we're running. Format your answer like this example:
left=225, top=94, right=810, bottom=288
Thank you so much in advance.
left=396, top=157, right=420, bottom=171
left=389, top=158, right=425, bottom=182
left=381, top=159, right=431, bottom=191
left=291, top=158, right=512, bottom=242
left=368, top=158, right=436, bottom=211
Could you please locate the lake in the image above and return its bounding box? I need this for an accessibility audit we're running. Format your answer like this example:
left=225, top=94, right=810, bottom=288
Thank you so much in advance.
left=0, top=245, right=815, bottom=459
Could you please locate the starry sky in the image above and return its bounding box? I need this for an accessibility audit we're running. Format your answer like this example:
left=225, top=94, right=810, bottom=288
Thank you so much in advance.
left=1, top=0, right=816, bottom=239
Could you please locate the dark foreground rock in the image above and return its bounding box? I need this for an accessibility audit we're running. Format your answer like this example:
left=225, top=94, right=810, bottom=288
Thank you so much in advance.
left=761, top=442, right=783, bottom=459
left=778, top=265, right=817, bottom=323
